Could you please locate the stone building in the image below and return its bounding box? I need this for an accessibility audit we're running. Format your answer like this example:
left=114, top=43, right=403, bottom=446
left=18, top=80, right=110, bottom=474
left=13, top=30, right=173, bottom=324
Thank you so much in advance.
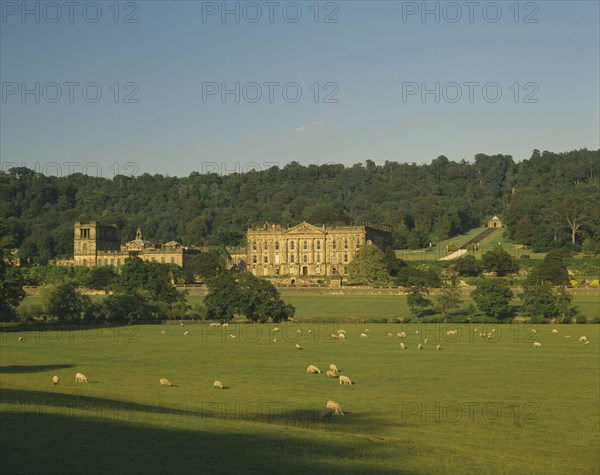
left=68, top=221, right=198, bottom=267
left=246, top=222, right=392, bottom=277
left=487, top=216, right=503, bottom=228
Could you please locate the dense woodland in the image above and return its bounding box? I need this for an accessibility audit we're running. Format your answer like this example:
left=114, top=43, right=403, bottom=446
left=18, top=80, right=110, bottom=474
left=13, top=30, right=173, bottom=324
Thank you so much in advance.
left=1, top=148, right=599, bottom=263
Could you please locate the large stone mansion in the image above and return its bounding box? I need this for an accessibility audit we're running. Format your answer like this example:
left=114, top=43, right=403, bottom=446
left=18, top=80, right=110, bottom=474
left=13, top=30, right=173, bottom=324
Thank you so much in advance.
left=61, top=221, right=392, bottom=279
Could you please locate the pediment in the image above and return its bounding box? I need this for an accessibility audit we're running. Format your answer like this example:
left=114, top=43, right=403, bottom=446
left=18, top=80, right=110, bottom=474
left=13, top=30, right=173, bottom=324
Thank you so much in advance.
left=286, top=222, right=325, bottom=235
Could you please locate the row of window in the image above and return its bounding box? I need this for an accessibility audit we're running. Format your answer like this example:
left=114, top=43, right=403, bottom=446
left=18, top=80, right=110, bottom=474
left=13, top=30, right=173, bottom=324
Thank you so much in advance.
left=257, top=266, right=349, bottom=275
left=252, top=239, right=359, bottom=251
left=81, top=256, right=177, bottom=266
left=252, top=253, right=349, bottom=264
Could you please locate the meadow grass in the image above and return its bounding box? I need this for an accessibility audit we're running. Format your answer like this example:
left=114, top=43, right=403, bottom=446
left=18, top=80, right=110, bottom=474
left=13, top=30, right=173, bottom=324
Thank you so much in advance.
left=1, top=323, right=598, bottom=474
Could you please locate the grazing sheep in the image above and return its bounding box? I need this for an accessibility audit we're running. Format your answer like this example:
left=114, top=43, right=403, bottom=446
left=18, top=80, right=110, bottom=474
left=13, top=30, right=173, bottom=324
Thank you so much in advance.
left=273, top=338, right=277, bottom=342
left=337, top=334, right=346, bottom=340
left=578, top=336, right=587, bottom=342
left=330, top=333, right=338, bottom=339
left=397, top=332, right=406, bottom=339
left=531, top=328, right=537, bottom=333
left=387, top=333, right=393, bottom=337
left=159, top=378, right=172, bottom=386
left=446, top=330, right=457, bottom=337
left=364, top=329, right=370, bottom=333
left=337, top=329, right=346, bottom=335
left=180, top=322, right=184, bottom=326
left=213, top=380, right=224, bottom=389
left=436, top=344, right=442, bottom=351
left=339, top=375, right=352, bottom=385
left=273, top=327, right=280, bottom=332
left=52, top=375, right=59, bottom=385
left=18, top=336, right=24, bottom=342
left=160, top=330, right=166, bottom=335
left=415, top=330, right=419, bottom=334
left=564, top=335, right=571, bottom=339
left=424, top=338, right=428, bottom=344
left=295, top=343, right=302, bottom=350
left=326, top=400, right=344, bottom=415
left=296, top=329, right=302, bottom=335
left=360, top=333, right=368, bottom=339
left=417, top=343, right=423, bottom=350
left=533, top=342, right=542, bottom=349
left=306, top=365, right=321, bottom=374
left=308, top=329, right=312, bottom=334
left=329, top=364, right=339, bottom=373
left=474, top=328, right=478, bottom=333
left=75, top=372, right=88, bottom=383
left=326, top=370, right=337, bottom=378
left=551, top=329, right=559, bottom=334
left=222, top=323, right=229, bottom=328
left=584, top=340, right=590, bottom=346
left=184, top=331, right=190, bottom=336
left=229, top=334, right=236, bottom=339
left=400, top=342, right=406, bottom=350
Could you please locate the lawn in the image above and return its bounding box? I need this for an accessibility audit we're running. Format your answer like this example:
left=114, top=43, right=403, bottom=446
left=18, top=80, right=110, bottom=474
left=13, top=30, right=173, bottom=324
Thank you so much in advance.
left=1, top=323, right=598, bottom=474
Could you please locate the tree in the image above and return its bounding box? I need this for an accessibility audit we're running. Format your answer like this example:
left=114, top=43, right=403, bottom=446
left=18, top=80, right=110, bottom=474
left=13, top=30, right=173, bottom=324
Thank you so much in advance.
left=44, top=281, right=91, bottom=322
left=395, top=265, right=441, bottom=289
left=471, top=279, right=513, bottom=320
left=187, top=248, right=228, bottom=280
left=454, top=255, right=481, bottom=277
left=435, top=285, right=462, bottom=322
left=384, top=247, right=406, bottom=277
left=519, top=283, right=557, bottom=319
left=526, top=250, right=570, bottom=286
left=482, top=247, right=519, bottom=276
left=554, top=197, right=590, bottom=245
left=204, top=271, right=240, bottom=322
left=347, top=244, right=391, bottom=286
left=0, top=221, right=26, bottom=321
left=407, top=286, right=432, bottom=317
left=84, top=266, right=118, bottom=290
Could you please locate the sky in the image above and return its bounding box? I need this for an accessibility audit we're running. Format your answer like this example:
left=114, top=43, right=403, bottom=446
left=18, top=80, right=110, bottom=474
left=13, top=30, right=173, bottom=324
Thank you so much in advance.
left=1, top=0, right=599, bottom=178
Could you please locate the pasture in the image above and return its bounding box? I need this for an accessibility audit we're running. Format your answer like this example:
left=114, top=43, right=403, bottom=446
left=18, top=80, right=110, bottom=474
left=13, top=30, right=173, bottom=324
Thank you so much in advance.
left=1, top=323, right=598, bottom=474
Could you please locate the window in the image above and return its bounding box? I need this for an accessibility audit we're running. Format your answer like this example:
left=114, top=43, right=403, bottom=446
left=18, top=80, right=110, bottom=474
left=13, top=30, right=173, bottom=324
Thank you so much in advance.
left=275, top=241, right=280, bottom=250
left=161, top=257, right=165, bottom=264
left=264, top=256, right=268, bottom=264
left=290, top=254, right=295, bottom=263
left=316, top=240, right=321, bottom=250
left=344, top=266, right=348, bottom=274
left=344, top=239, right=348, bottom=250
left=290, top=241, right=295, bottom=250
left=252, top=240, right=257, bottom=251
left=332, top=240, right=337, bottom=250
left=303, top=254, right=308, bottom=263
left=82, top=244, right=88, bottom=254
left=303, top=240, right=307, bottom=250
left=252, top=255, right=257, bottom=264
left=356, top=239, right=361, bottom=249
left=264, top=241, right=268, bottom=250
left=275, top=268, right=280, bottom=275
left=344, top=254, right=348, bottom=263
left=316, top=253, right=321, bottom=263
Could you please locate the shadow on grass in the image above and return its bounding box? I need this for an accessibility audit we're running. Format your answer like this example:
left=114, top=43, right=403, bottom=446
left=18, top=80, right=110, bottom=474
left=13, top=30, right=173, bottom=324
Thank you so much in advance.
left=0, top=411, right=413, bottom=474
left=0, top=364, right=74, bottom=374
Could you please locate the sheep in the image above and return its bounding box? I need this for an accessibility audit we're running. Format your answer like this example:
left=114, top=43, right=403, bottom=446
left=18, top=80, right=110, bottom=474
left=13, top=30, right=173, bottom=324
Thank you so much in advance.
left=273, top=338, right=277, bottom=342
left=400, top=342, right=406, bottom=350
left=564, top=335, right=571, bottom=339
left=552, top=329, right=559, bottom=334
left=159, top=378, right=172, bottom=386
left=306, top=365, right=321, bottom=374
left=337, top=333, right=346, bottom=340
left=337, top=329, right=346, bottom=335
left=329, top=364, right=339, bottom=373
left=184, top=331, right=190, bottom=336
left=75, top=372, right=88, bottom=383
left=360, top=333, right=368, bottom=339
left=424, top=338, right=428, bottom=344
left=308, top=329, right=312, bottom=334
left=417, top=343, right=423, bottom=350
left=229, top=334, right=236, bottom=339
left=222, top=323, right=229, bottom=328
left=326, top=370, right=337, bottom=378
left=213, top=380, right=224, bottom=389
left=52, top=375, right=59, bottom=385
left=436, top=344, right=442, bottom=351
left=295, top=343, right=302, bottom=350
left=273, top=327, right=280, bottom=332
left=533, top=342, right=542, bottom=349
left=180, top=322, right=184, bottom=326
left=160, top=330, right=167, bottom=335
left=296, top=329, right=302, bottom=335
left=320, top=406, right=336, bottom=418
left=531, top=328, right=537, bottom=333
left=578, top=336, right=587, bottom=342
left=18, top=336, right=25, bottom=342
left=330, top=333, right=338, bottom=339
left=474, top=328, right=478, bottom=333
left=387, top=333, right=393, bottom=337
left=364, top=329, right=370, bottom=333
left=446, top=330, right=458, bottom=337
left=326, top=400, right=344, bottom=415
left=339, top=375, right=352, bottom=385
left=397, top=332, right=406, bottom=339
left=584, top=340, right=590, bottom=346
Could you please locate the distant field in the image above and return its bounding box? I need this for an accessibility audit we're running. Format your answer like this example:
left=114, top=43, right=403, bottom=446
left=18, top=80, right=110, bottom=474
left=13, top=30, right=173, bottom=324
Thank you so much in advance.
left=1, top=324, right=598, bottom=474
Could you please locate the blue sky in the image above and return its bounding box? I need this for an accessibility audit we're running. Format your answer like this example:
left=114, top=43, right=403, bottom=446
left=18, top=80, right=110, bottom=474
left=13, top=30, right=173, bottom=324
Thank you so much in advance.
left=1, top=0, right=598, bottom=178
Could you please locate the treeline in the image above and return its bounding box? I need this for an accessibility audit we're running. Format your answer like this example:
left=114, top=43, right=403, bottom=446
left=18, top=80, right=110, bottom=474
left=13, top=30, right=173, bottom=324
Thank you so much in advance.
left=1, top=148, right=598, bottom=263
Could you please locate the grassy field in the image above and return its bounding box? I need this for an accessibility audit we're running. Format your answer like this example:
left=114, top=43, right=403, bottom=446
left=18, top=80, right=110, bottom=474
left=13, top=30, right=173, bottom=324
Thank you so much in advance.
left=1, top=323, right=599, bottom=474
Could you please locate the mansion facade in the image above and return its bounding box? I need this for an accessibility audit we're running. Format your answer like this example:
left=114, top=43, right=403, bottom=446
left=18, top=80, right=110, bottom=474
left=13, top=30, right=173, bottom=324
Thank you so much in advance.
left=245, top=222, right=392, bottom=277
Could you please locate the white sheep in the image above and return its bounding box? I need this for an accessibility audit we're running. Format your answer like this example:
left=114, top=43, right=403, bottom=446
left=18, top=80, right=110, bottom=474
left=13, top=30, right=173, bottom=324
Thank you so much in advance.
left=229, top=334, right=236, bottom=339
left=52, top=375, right=59, bottom=385
left=306, top=365, right=321, bottom=374
left=330, top=333, right=338, bottom=339
left=337, top=329, right=346, bottom=335
left=326, top=400, right=344, bottom=415
left=436, top=344, right=442, bottom=351
left=400, top=342, right=406, bottom=350
left=273, top=338, right=277, bottom=342
left=222, top=323, right=229, bottom=328
left=531, top=328, right=537, bottom=333
left=360, top=333, right=368, bottom=339
left=424, top=338, right=428, bottom=344
left=417, top=343, right=423, bottom=350
left=533, top=342, right=542, bottom=349
left=337, top=334, right=346, bottom=340
left=273, top=327, right=280, bottom=332
left=296, top=329, right=302, bottom=335
left=397, top=332, right=406, bottom=339
left=339, top=375, right=352, bottom=385
left=551, top=329, right=559, bottom=334
left=75, top=372, right=88, bottom=383
left=329, top=364, right=339, bottom=373
left=184, top=331, right=190, bottom=336
left=387, top=333, right=393, bottom=337
left=564, top=335, right=571, bottom=339
left=18, top=336, right=24, bottom=342
left=584, top=340, right=590, bottom=346
left=213, top=380, right=224, bottom=389
left=160, top=330, right=166, bottom=335
left=295, top=343, right=302, bottom=350
left=578, top=336, right=587, bottom=342
left=326, top=370, right=337, bottom=378
left=159, top=378, right=172, bottom=386
left=308, top=329, right=312, bottom=334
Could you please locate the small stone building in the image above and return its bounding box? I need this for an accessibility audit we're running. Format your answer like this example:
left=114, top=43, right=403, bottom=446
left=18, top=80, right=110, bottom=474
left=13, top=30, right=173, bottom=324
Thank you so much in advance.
left=487, top=216, right=503, bottom=228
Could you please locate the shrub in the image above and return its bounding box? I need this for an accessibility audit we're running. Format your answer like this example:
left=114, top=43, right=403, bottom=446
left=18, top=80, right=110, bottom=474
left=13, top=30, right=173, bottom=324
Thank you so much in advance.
left=575, top=314, right=587, bottom=324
